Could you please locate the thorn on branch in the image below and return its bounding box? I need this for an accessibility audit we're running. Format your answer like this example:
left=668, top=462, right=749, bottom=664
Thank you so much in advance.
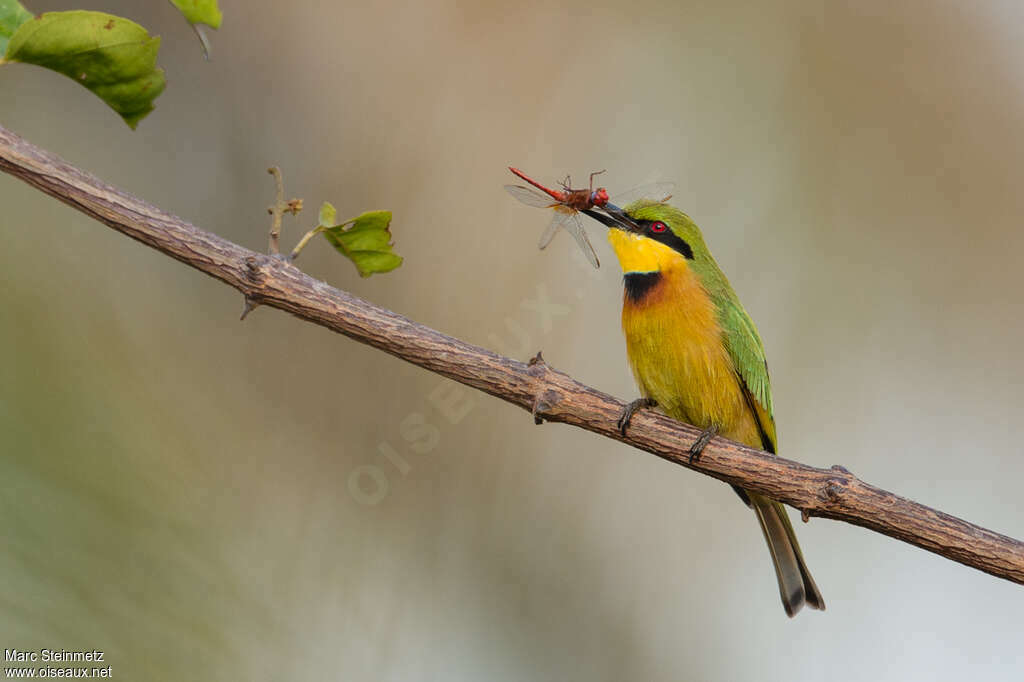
left=801, top=509, right=811, bottom=523
left=526, top=351, right=551, bottom=380
left=244, top=255, right=266, bottom=283
left=240, top=296, right=258, bottom=321
left=822, top=479, right=847, bottom=506
left=241, top=256, right=267, bottom=320
left=532, top=389, right=561, bottom=425
left=820, top=466, right=856, bottom=508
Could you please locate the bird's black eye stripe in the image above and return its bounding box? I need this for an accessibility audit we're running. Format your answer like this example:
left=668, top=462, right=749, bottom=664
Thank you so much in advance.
left=636, top=220, right=694, bottom=259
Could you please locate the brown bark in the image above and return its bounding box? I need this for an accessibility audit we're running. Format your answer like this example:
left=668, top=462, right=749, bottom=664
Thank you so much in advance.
left=2, top=122, right=1022, bottom=586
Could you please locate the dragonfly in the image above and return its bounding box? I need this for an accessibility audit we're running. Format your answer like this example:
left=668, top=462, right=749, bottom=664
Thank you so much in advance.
left=504, top=167, right=673, bottom=268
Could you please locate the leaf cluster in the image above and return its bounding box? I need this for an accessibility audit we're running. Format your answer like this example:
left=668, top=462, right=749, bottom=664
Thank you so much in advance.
left=0, top=0, right=221, bottom=127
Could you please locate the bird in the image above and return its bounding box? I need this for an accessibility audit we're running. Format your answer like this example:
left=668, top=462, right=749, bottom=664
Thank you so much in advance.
left=581, top=200, right=825, bottom=617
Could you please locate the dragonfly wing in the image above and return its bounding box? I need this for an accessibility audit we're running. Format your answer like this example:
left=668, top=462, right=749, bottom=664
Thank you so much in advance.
left=505, top=184, right=559, bottom=208
left=536, top=208, right=599, bottom=267
left=563, top=212, right=600, bottom=268
left=609, top=181, right=676, bottom=206
left=537, top=205, right=574, bottom=249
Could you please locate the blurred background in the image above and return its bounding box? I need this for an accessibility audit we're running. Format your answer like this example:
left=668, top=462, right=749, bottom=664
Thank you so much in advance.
left=2, top=0, right=1023, bottom=679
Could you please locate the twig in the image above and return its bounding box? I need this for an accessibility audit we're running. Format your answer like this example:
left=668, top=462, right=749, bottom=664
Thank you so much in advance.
left=265, top=167, right=302, bottom=256
left=266, top=166, right=285, bottom=255
left=289, top=223, right=323, bottom=262
left=2, top=122, right=1022, bottom=586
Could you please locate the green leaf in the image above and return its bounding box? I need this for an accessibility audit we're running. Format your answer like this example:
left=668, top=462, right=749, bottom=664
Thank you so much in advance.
left=322, top=210, right=403, bottom=277
left=169, top=0, right=221, bottom=59
left=0, top=0, right=33, bottom=55
left=318, top=201, right=337, bottom=228
left=168, top=0, right=222, bottom=30
left=5, top=11, right=166, bottom=128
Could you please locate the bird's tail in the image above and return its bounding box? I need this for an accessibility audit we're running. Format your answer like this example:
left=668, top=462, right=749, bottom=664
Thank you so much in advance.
left=749, top=492, right=825, bottom=617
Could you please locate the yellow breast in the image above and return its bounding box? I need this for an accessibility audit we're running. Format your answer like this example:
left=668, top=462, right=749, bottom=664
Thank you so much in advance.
left=618, top=260, right=764, bottom=449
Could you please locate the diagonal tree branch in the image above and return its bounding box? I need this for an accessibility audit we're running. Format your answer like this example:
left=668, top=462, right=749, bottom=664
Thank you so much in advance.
left=2, top=122, right=1022, bottom=587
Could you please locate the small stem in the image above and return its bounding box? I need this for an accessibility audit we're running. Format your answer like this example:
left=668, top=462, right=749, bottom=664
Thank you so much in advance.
left=289, top=226, right=325, bottom=262
left=192, top=24, right=212, bottom=61
left=267, top=166, right=286, bottom=256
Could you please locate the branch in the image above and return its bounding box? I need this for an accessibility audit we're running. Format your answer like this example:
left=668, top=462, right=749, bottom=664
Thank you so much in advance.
left=2, top=122, right=1022, bottom=587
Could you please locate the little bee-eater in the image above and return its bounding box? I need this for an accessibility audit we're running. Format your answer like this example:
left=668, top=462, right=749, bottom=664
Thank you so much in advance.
left=582, top=200, right=825, bottom=617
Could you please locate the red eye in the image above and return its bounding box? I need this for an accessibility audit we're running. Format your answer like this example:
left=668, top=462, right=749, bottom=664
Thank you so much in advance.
left=650, top=221, right=668, bottom=233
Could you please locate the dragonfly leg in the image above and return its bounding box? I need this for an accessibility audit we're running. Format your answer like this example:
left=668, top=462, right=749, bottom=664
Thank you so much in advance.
left=588, top=169, right=607, bottom=191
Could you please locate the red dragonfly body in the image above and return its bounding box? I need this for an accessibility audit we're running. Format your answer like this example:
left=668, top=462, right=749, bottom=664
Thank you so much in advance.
left=504, top=167, right=609, bottom=267
left=510, top=167, right=611, bottom=212
left=504, top=167, right=672, bottom=268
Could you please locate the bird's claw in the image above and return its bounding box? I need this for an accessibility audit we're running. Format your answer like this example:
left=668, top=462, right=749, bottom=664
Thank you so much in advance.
left=617, top=398, right=656, bottom=436
left=688, top=425, right=718, bottom=464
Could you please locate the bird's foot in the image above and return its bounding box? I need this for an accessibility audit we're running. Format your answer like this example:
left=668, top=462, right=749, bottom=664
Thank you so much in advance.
left=617, top=398, right=656, bottom=436
left=688, top=425, right=718, bottom=464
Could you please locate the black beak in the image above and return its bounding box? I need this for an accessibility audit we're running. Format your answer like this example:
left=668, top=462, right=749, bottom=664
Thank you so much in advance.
left=581, top=203, right=639, bottom=232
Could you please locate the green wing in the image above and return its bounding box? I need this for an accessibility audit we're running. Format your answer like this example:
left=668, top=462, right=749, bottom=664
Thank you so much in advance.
left=719, top=297, right=772, bottom=413
left=714, top=293, right=777, bottom=449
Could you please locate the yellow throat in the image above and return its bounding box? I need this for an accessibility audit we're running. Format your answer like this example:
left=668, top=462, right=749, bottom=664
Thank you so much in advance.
left=607, top=228, right=688, bottom=274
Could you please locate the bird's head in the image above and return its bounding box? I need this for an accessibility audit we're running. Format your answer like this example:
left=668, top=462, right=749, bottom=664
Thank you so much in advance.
left=582, top=200, right=707, bottom=276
